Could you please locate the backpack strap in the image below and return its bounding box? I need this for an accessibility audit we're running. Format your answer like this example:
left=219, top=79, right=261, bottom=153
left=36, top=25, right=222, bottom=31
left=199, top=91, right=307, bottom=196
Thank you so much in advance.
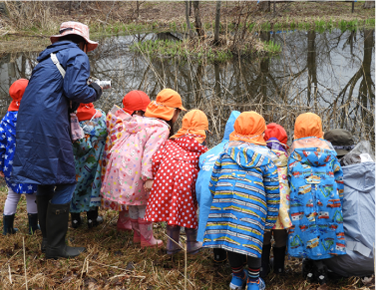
left=50, top=53, right=66, bottom=78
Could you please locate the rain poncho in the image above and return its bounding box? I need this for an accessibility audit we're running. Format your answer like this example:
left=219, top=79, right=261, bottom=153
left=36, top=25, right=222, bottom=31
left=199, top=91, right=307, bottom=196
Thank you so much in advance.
left=196, top=111, right=240, bottom=242
left=145, top=136, right=207, bottom=228
left=287, top=137, right=346, bottom=260
left=323, top=161, right=375, bottom=277
left=101, top=105, right=170, bottom=208
left=0, top=112, right=37, bottom=194
left=203, top=142, right=280, bottom=258
left=70, top=110, right=107, bottom=213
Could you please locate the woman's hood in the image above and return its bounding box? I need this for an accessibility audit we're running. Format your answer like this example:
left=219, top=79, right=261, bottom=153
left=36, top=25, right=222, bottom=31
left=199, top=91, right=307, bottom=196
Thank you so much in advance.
left=343, top=162, right=375, bottom=193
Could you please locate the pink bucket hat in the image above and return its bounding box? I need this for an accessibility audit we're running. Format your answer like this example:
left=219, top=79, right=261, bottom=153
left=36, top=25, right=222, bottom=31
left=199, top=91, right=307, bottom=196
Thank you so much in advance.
left=50, top=21, right=98, bottom=52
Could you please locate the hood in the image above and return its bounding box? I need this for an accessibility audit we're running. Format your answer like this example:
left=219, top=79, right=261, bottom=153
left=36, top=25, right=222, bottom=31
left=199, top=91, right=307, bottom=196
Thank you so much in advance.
left=270, top=149, right=288, bottom=168
left=224, top=141, right=276, bottom=169
left=290, top=147, right=336, bottom=167
left=37, top=41, right=79, bottom=62
left=343, top=162, right=375, bottom=193
left=222, top=111, right=241, bottom=142
left=173, top=136, right=208, bottom=155
left=2, top=112, right=17, bottom=138
left=125, top=115, right=168, bottom=134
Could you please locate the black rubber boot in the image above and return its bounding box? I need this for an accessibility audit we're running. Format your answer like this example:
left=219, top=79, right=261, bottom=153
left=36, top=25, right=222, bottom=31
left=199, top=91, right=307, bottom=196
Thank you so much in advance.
left=36, top=193, right=54, bottom=253
left=260, top=244, right=271, bottom=279
left=273, top=246, right=286, bottom=275
left=71, top=213, right=82, bottom=229
left=87, top=207, right=103, bottom=229
left=302, top=258, right=316, bottom=283
left=45, top=201, right=86, bottom=259
left=28, top=213, right=39, bottom=235
left=213, top=248, right=227, bottom=263
left=314, top=260, right=328, bottom=285
left=3, top=214, right=18, bottom=235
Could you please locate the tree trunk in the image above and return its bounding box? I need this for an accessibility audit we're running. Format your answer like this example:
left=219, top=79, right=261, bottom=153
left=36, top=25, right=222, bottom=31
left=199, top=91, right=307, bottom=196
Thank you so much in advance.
left=214, top=1, right=221, bottom=45
left=259, top=0, right=270, bottom=12
left=185, top=0, right=193, bottom=38
left=307, top=30, right=317, bottom=107
left=193, top=1, right=205, bottom=38
left=363, top=1, right=375, bottom=8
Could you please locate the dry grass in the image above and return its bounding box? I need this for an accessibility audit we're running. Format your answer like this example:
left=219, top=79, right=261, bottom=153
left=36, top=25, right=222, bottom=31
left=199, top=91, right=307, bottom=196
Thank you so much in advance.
left=0, top=187, right=374, bottom=289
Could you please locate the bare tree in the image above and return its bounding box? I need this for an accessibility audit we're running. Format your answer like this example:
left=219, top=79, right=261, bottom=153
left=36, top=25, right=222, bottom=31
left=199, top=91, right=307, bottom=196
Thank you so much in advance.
left=363, top=1, right=375, bottom=8
left=193, top=1, right=205, bottom=38
left=185, top=0, right=194, bottom=38
left=258, top=0, right=270, bottom=12
left=214, top=1, right=221, bottom=45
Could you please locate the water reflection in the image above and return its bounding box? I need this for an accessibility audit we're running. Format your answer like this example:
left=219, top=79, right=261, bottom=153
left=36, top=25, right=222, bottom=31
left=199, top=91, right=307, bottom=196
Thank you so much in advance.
left=0, top=29, right=374, bottom=147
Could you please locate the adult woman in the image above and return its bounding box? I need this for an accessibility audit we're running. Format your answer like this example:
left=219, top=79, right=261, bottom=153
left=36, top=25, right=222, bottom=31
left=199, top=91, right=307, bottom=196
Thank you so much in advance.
left=12, top=21, right=102, bottom=259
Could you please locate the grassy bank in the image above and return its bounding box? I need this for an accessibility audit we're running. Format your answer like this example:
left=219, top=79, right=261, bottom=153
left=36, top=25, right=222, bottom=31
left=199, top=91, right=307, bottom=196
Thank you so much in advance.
left=0, top=188, right=374, bottom=289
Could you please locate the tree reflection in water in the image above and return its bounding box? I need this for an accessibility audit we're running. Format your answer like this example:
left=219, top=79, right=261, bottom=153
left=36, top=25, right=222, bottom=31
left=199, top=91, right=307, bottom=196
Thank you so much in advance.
left=0, top=29, right=374, bottom=147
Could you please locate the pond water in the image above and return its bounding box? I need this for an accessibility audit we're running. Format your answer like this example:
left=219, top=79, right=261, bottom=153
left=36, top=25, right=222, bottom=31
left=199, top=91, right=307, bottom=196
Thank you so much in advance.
left=0, top=28, right=374, bottom=147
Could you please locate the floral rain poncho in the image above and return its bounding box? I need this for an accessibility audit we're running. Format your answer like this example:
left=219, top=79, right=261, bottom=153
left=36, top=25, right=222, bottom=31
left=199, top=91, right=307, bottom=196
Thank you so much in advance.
left=70, top=110, right=107, bottom=213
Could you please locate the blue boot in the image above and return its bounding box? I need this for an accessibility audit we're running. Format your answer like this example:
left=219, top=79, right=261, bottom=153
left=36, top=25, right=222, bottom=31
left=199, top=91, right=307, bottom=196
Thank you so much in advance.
left=229, top=270, right=247, bottom=290
left=247, top=278, right=265, bottom=290
left=3, top=214, right=18, bottom=235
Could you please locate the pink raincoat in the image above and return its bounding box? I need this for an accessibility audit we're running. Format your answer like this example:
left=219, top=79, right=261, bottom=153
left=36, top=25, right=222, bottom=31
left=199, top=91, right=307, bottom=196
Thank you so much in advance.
left=101, top=105, right=170, bottom=209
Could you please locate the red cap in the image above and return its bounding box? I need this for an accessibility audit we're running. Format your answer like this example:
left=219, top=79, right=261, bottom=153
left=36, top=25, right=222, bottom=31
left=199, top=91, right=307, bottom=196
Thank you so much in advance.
left=264, top=123, right=288, bottom=145
left=8, top=79, right=29, bottom=111
left=76, top=103, right=102, bottom=121
left=122, top=90, right=151, bottom=115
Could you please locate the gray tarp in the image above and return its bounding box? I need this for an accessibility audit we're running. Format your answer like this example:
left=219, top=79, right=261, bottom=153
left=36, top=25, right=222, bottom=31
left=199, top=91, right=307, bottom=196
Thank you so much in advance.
left=324, top=161, right=375, bottom=277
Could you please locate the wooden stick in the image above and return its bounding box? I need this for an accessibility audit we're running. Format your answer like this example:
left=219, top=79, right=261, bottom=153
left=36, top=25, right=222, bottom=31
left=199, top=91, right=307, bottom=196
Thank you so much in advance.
left=22, top=237, right=28, bottom=289
left=8, top=264, right=12, bottom=284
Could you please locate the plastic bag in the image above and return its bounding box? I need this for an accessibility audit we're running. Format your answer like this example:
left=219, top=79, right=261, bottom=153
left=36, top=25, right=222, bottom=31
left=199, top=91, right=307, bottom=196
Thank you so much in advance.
left=341, top=140, right=375, bottom=166
left=70, top=113, right=85, bottom=141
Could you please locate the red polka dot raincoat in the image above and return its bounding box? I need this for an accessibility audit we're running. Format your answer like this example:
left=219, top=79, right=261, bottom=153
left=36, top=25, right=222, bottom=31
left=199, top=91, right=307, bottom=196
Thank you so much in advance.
left=145, top=136, right=208, bottom=228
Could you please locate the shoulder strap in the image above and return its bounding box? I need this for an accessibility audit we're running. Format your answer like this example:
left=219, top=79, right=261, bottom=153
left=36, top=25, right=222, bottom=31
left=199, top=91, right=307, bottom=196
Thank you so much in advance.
left=50, top=53, right=66, bottom=78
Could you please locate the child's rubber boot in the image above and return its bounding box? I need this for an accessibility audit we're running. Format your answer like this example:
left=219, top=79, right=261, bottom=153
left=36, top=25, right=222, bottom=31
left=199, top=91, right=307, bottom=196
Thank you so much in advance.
left=71, top=212, right=82, bottom=229
left=302, top=258, right=316, bottom=283
left=229, top=269, right=247, bottom=290
left=45, top=202, right=86, bottom=259
left=138, top=218, right=163, bottom=248
left=3, top=214, right=18, bottom=235
left=247, top=277, right=265, bottom=290
left=130, top=218, right=141, bottom=244
left=87, top=207, right=103, bottom=229
left=273, top=246, right=286, bottom=275
left=213, top=248, right=227, bottom=263
left=28, top=213, right=39, bottom=235
left=117, top=210, right=132, bottom=232
left=166, top=225, right=182, bottom=255
left=260, top=244, right=271, bottom=279
left=314, top=260, right=328, bottom=285
left=185, top=228, right=202, bottom=254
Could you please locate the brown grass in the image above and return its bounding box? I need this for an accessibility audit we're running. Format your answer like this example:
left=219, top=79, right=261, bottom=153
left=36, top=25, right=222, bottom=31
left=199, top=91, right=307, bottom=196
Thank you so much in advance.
left=0, top=187, right=374, bottom=289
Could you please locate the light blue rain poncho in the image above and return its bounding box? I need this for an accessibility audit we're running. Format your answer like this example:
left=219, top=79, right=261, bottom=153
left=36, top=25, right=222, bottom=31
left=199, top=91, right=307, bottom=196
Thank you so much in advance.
left=196, top=111, right=240, bottom=242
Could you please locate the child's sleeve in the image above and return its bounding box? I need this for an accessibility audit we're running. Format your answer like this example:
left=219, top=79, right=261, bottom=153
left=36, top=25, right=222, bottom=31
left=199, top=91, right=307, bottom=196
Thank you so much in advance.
left=333, top=159, right=344, bottom=203
left=263, top=161, right=280, bottom=230
left=209, top=156, right=222, bottom=196
left=151, top=142, right=167, bottom=178
left=0, top=119, right=7, bottom=173
left=141, top=127, right=169, bottom=181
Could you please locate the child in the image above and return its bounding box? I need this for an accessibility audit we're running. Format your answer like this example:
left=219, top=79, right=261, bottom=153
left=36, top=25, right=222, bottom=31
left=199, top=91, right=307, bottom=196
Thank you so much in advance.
left=101, top=88, right=185, bottom=248
left=260, top=123, right=292, bottom=277
left=288, top=113, right=345, bottom=285
left=70, top=103, right=107, bottom=228
left=109, top=91, right=151, bottom=232
left=145, top=109, right=209, bottom=255
left=1, top=79, right=38, bottom=235
left=196, top=110, right=240, bottom=262
left=203, top=111, right=280, bottom=290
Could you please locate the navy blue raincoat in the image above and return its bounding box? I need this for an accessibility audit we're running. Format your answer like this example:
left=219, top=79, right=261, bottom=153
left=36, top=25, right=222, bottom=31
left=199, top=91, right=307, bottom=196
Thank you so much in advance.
left=12, top=41, right=100, bottom=185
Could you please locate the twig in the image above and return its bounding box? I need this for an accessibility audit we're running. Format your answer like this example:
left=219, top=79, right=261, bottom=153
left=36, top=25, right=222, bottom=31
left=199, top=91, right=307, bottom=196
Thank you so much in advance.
left=89, top=259, right=132, bottom=272
left=22, top=237, right=28, bottom=289
left=8, top=264, right=12, bottom=284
